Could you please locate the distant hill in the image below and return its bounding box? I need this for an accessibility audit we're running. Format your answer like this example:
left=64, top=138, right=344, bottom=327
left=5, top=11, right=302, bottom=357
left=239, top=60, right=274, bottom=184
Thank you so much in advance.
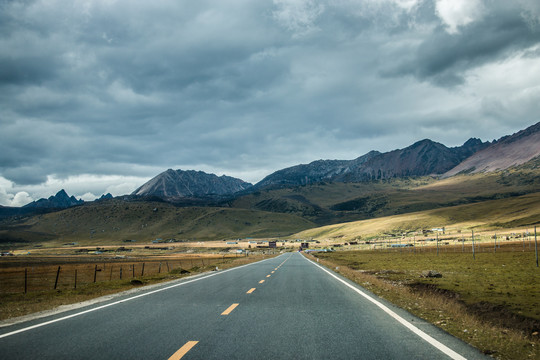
left=444, top=122, right=540, bottom=177
left=132, top=169, right=252, bottom=199
left=0, top=200, right=316, bottom=245
left=23, top=189, right=83, bottom=209
left=254, top=138, right=488, bottom=189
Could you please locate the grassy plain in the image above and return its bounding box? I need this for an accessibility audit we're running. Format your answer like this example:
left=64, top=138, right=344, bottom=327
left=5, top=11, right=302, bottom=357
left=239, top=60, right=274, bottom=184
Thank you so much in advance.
left=294, top=192, right=540, bottom=242
left=311, top=245, right=540, bottom=360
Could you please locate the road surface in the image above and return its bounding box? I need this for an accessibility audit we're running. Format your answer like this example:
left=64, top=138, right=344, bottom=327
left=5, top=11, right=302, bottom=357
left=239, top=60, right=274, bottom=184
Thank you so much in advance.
left=0, top=252, right=488, bottom=359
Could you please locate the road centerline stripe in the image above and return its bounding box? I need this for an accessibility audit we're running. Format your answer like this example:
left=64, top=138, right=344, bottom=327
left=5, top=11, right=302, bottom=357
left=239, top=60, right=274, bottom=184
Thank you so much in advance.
left=168, top=341, right=199, bottom=360
left=247, top=288, right=256, bottom=294
left=266, top=274, right=271, bottom=278
left=259, top=280, right=265, bottom=284
left=221, top=303, right=239, bottom=315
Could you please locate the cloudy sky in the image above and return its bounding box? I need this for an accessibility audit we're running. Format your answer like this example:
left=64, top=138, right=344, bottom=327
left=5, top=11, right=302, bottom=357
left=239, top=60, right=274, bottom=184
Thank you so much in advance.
left=1, top=0, right=540, bottom=206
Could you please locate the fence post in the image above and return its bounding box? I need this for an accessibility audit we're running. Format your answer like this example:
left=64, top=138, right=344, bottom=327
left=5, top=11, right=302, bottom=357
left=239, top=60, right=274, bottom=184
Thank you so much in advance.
left=110, top=266, right=113, bottom=281
left=54, top=266, right=61, bottom=290
left=141, top=263, right=145, bottom=277
left=535, top=226, right=538, bottom=268
left=166, top=262, right=170, bottom=272
left=472, top=230, right=475, bottom=260
left=120, top=266, right=122, bottom=279
left=132, top=264, right=135, bottom=278
left=93, top=265, right=98, bottom=283
left=158, top=262, right=162, bottom=274
left=24, top=268, right=28, bottom=294
left=74, top=269, right=77, bottom=289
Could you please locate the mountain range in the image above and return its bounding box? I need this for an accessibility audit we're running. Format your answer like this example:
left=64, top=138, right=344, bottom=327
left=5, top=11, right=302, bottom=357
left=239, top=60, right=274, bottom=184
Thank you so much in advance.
left=1, top=122, right=539, bottom=243
left=253, top=138, right=488, bottom=189
left=23, top=189, right=84, bottom=209
left=134, top=121, right=539, bottom=200
left=4, top=121, right=540, bottom=211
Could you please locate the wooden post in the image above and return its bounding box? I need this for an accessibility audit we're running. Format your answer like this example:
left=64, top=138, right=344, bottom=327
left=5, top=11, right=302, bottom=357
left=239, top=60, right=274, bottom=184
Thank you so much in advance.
left=141, top=263, right=145, bottom=277
left=110, top=266, right=113, bottom=281
left=472, top=230, right=475, bottom=260
left=132, top=264, right=135, bottom=278
left=74, top=269, right=77, bottom=289
left=24, top=268, right=28, bottom=294
left=93, top=265, right=98, bottom=283
left=166, top=262, right=170, bottom=272
left=535, top=226, right=538, bottom=268
left=54, top=266, right=61, bottom=290
left=120, top=266, right=123, bottom=279
left=494, top=233, right=497, bottom=253
left=158, top=262, right=162, bottom=274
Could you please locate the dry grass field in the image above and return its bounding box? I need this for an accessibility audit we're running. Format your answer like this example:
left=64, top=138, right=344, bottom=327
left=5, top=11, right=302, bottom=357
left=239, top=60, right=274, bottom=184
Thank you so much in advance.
left=294, top=192, right=540, bottom=242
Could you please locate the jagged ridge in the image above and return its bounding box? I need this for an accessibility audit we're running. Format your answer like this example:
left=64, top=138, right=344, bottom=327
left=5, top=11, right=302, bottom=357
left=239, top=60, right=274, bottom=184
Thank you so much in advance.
left=132, top=169, right=252, bottom=199
left=23, top=189, right=83, bottom=209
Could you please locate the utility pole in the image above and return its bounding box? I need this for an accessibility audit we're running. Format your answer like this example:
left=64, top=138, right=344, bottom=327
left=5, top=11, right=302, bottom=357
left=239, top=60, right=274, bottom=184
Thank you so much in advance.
left=436, top=232, right=439, bottom=256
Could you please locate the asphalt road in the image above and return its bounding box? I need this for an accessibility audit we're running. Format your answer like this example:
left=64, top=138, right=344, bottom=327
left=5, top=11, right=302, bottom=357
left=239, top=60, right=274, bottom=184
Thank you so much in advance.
left=0, top=252, right=489, bottom=359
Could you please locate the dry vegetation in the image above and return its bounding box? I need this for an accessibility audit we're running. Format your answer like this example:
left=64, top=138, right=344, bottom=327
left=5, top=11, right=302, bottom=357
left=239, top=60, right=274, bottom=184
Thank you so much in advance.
left=294, top=192, right=540, bottom=242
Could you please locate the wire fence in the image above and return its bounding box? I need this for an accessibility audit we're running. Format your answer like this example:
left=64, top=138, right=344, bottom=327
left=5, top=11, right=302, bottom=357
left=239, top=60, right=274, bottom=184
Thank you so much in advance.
left=0, top=256, right=227, bottom=294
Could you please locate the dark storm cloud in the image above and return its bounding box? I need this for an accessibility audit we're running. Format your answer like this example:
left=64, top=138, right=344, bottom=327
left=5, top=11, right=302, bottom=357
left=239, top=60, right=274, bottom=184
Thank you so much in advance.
left=384, top=3, right=540, bottom=86
left=0, top=0, right=539, bottom=204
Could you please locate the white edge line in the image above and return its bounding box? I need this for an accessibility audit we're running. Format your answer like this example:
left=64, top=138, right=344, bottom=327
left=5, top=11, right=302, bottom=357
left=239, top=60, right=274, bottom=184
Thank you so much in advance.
left=0, top=255, right=279, bottom=339
left=302, top=254, right=467, bottom=360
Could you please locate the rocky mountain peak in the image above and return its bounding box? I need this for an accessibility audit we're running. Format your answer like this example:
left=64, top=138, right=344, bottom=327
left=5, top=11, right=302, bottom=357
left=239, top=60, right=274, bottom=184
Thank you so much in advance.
left=444, top=121, right=540, bottom=177
left=132, top=169, right=252, bottom=199
left=23, top=189, right=84, bottom=209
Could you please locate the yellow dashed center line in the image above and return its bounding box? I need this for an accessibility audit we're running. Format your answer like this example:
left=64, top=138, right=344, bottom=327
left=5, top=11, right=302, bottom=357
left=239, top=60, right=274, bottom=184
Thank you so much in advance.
left=266, top=274, right=271, bottom=278
left=221, top=303, right=239, bottom=315
left=168, top=341, right=199, bottom=360
left=271, top=271, right=275, bottom=274
left=247, top=288, right=256, bottom=294
left=259, top=280, right=265, bottom=284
